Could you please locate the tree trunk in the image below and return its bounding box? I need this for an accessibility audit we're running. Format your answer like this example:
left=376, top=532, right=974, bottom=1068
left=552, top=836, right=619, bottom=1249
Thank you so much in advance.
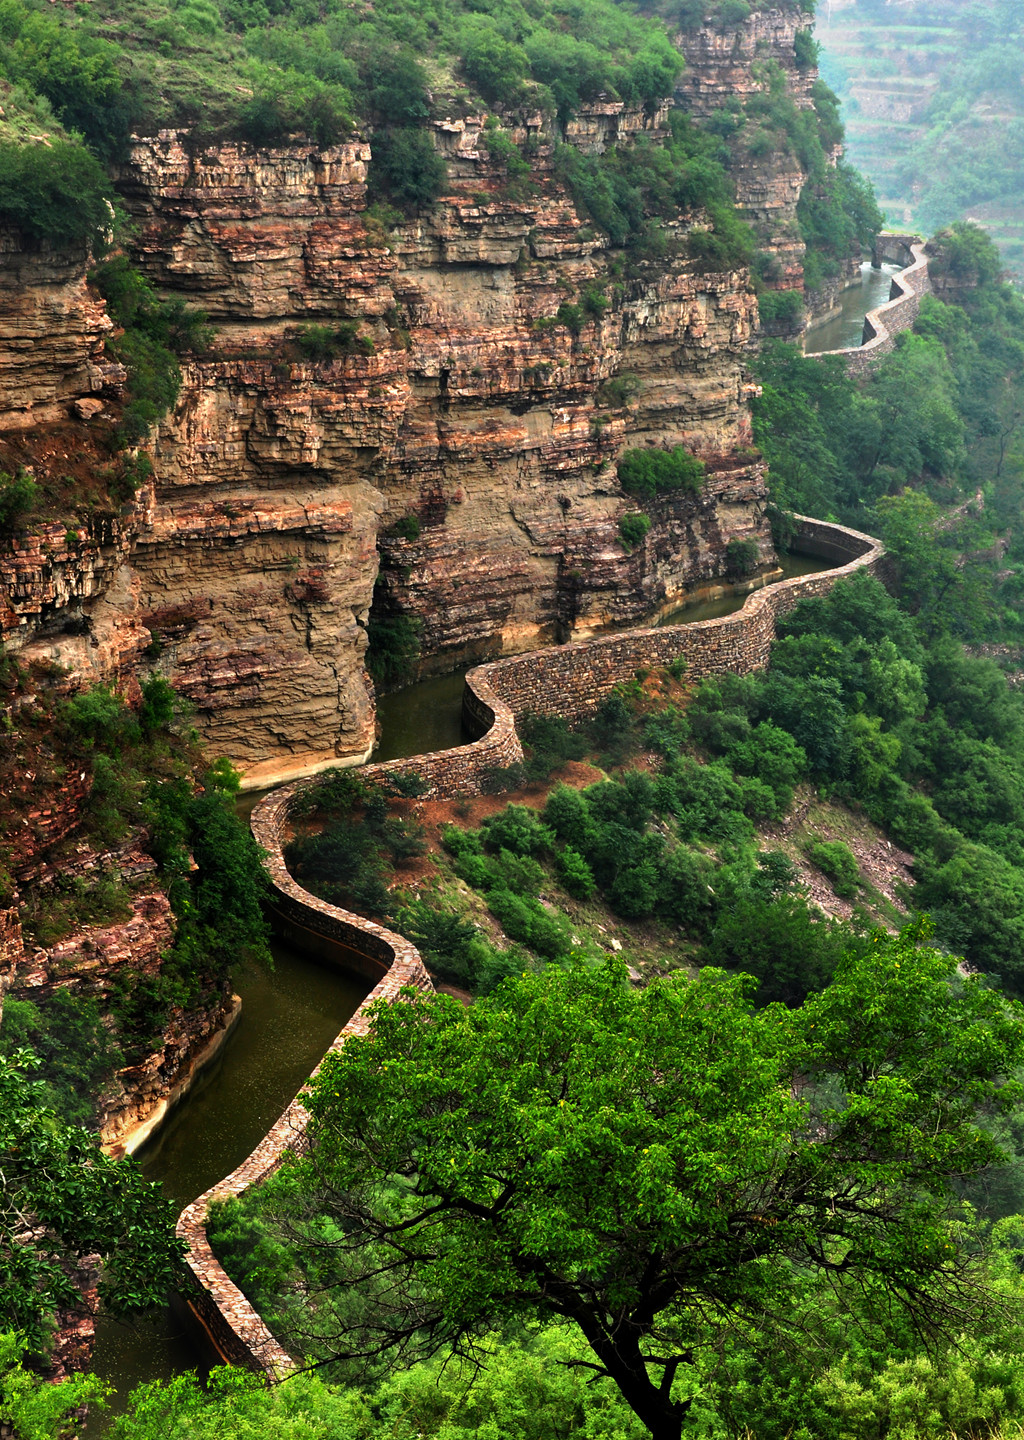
left=647, top=1413, right=684, bottom=1440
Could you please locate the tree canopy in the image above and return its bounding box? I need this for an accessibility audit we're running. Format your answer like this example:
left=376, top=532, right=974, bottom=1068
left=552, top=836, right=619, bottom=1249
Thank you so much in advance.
left=281, top=937, right=1024, bottom=1440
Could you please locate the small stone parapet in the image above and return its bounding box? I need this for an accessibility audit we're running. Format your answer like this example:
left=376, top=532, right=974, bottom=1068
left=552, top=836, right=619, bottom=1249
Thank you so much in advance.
left=179, top=512, right=882, bottom=1374
left=175, top=846, right=432, bottom=1375
left=814, top=234, right=932, bottom=373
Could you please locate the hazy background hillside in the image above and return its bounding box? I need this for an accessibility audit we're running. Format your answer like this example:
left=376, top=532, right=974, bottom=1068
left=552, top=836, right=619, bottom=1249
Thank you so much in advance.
left=815, top=0, right=1024, bottom=276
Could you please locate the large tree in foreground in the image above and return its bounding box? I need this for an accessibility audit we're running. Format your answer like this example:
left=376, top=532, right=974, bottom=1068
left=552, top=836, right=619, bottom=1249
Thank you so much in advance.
left=294, top=929, right=1024, bottom=1440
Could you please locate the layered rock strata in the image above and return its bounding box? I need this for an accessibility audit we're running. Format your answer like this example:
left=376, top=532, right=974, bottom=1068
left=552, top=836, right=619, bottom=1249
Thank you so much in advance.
left=674, top=4, right=818, bottom=294
left=112, top=118, right=768, bottom=773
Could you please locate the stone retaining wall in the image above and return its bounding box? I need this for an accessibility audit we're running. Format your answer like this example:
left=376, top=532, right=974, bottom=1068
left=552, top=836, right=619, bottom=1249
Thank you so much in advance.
left=814, top=234, right=932, bottom=373
left=177, top=513, right=883, bottom=1374
left=175, top=836, right=433, bottom=1375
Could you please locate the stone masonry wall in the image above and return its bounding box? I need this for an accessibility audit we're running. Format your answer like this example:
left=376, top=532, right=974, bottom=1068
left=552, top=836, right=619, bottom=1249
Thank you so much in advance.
left=175, top=514, right=882, bottom=1376
left=815, top=235, right=932, bottom=373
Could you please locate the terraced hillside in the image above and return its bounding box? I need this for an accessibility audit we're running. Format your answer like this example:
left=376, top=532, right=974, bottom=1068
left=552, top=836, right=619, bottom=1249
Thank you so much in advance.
left=816, top=0, right=1024, bottom=277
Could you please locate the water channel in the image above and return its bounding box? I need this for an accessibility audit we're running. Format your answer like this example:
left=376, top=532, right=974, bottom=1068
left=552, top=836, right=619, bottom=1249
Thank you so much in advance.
left=88, top=943, right=367, bottom=1424
left=803, top=261, right=901, bottom=355
left=86, top=544, right=840, bottom=1423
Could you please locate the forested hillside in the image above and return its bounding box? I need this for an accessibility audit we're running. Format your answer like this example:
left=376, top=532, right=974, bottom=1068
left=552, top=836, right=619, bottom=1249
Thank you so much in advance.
left=816, top=0, right=1024, bottom=276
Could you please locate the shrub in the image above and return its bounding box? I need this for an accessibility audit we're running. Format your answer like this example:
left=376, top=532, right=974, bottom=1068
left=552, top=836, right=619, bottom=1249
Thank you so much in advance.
left=555, top=302, right=586, bottom=337
left=700, top=893, right=854, bottom=1007
left=0, top=990, right=124, bottom=1126
left=369, top=128, right=446, bottom=211
left=0, top=469, right=38, bottom=534
left=556, top=846, right=596, bottom=899
left=485, top=887, right=568, bottom=960
left=294, top=321, right=372, bottom=360
left=617, top=447, right=706, bottom=498
left=480, top=803, right=554, bottom=858
left=725, top=537, right=760, bottom=578
left=0, top=140, right=113, bottom=251
left=480, top=761, right=529, bottom=795
left=461, top=30, right=530, bottom=107
left=386, top=513, right=421, bottom=543
left=597, top=372, right=641, bottom=408
left=619, top=512, right=652, bottom=551
left=366, top=602, right=421, bottom=689
left=92, top=255, right=212, bottom=447
left=805, top=838, right=861, bottom=900
left=757, top=289, right=805, bottom=329
left=396, top=899, right=481, bottom=988
left=519, top=713, right=588, bottom=780
left=239, top=66, right=352, bottom=147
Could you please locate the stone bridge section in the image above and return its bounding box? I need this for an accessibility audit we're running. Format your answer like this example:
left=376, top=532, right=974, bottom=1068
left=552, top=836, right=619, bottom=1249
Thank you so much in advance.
left=814, top=233, right=932, bottom=373
left=178, top=513, right=883, bottom=1374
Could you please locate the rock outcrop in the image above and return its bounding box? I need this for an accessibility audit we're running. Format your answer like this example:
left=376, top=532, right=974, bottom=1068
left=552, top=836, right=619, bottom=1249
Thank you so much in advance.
left=674, top=3, right=856, bottom=316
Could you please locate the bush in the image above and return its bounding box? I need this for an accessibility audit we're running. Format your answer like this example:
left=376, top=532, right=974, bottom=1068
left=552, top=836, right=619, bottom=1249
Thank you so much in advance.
left=757, top=289, right=805, bottom=330
left=369, top=128, right=446, bottom=211
left=597, top=372, right=641, bottom=408
left=617, top=447, right=706, bottom=498
left=555, top=846, right=596, bottom=899
left=0, top=469, right=38, bottom=534
left=619, top=512, right=652, bottom=551
left=725, top=537, right=760, bottom=578
left=386, top=514, right=421, bottom=542
left=93, top=255, right=212, bottom=447
left=0, top=990, right=124, bottom=1126
left=519, top=714, right=588, bottom=780
left=485, top=887, right=569, bottom=960
left=461, top=29, right=529, bottom=107
left=0, top=140, right=113, bottom=251
left=295, top=322, right=372, bottom=360
left=366, top=597, right=421, bottom=690
left=805, top=838, right=861, bottom=900
left=700, top=893, right=854, bottom=1007
left=480, top=804, right=554, bottom=858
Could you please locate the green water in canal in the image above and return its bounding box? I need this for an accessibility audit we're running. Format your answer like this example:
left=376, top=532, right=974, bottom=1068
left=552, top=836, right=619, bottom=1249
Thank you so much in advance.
left=803, top=261, right=901, bottom=354
left=89, top=940, right=367, bottom=1422
left=657, top=550, right=840, bottom=626
left=372, top=667, right=471, bottom=761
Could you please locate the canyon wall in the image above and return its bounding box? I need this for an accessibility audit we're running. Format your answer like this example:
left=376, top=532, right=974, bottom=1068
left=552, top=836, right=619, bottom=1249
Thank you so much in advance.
left=675, top=5, right=814, bottom=295
left=115, top=116, right=767, bottom=780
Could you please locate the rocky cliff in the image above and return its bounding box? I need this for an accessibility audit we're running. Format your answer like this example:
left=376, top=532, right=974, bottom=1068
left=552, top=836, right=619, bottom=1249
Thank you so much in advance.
left=104, top=113, right=767, bottom=781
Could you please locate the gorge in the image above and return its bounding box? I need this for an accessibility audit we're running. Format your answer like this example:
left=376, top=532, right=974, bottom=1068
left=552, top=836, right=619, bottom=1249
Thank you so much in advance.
left=6, top=0, right=1024, bottom=1436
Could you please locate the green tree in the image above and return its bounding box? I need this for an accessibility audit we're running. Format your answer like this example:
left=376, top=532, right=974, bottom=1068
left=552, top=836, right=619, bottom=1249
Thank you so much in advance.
left=0, top=140, right=113, bottom=251
left=291, top=936, right=1024, bottom=1440
left=0, top=1331, right=106, bottom=1440
left=0, top=1052, right=184, bottom=1353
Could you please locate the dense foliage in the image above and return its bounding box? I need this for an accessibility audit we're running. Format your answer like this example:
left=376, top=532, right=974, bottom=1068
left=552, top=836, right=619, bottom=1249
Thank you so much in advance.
left=92, top=255, right=212, bottom=447
left=0, top=1051, right=183, bottom=1354
left=203, top=946, right=1024, bottom=1440
left=0, top=0, right=685, bottom=151
left=0, top=674, right=270, bottom=1117
left=556, top=112, right=753, bottom=265
left=0, top=140, right=113, bottom=250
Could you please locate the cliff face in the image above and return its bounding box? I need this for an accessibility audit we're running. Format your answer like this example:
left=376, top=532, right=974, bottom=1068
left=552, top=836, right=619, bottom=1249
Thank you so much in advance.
left=674, top=3, right=857, bottom=313
left=111, top=117, right=764, bottom=771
